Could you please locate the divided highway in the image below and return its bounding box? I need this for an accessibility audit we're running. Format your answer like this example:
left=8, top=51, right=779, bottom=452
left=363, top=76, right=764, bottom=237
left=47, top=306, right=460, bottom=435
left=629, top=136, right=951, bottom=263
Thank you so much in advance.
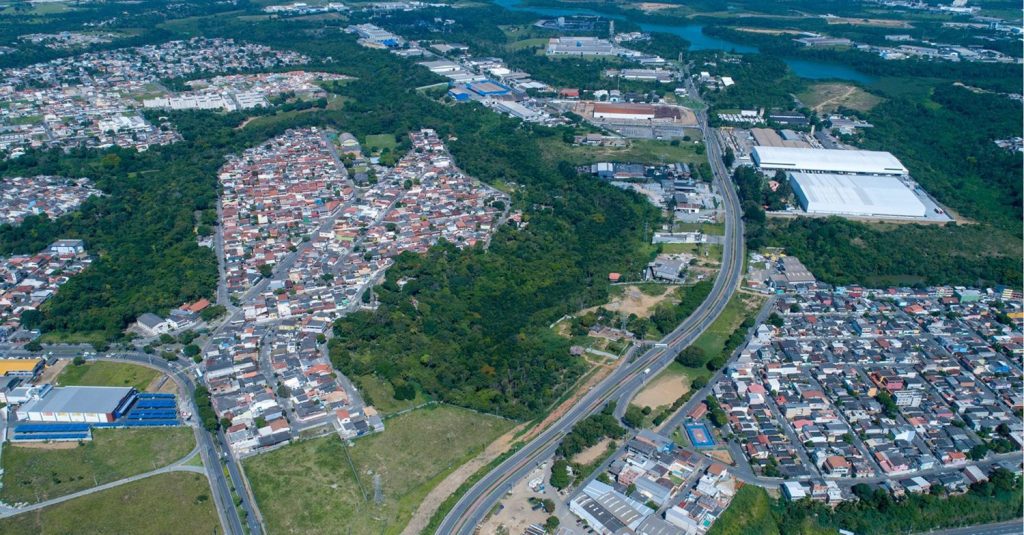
left=437, top=108, right=744, bottom=534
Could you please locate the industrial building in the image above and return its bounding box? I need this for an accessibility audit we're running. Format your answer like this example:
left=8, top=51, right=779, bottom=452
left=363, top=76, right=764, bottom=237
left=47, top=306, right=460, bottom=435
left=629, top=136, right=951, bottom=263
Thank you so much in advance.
left=545, top=36, right=619, bottom=56
left=16, top=386, right=138, bottom=423
left=789, top=172, right=927, bottom=218
left=752, top=146, right=908, bottom=175
left=0, top=358, right=44, bottom=377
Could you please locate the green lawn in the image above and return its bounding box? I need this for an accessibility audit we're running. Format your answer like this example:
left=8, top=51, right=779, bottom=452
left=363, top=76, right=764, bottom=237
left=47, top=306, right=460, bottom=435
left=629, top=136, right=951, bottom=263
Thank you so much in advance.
left=56, top=361, right=160, bottom=391
left=246, top=405, right=512, bottom=535
left=506, top=37, right=548, bottom=51
left=661, top=242, right=723, bottom=262
left=675, top=222, right=725, bottom=235
left=0, top=472, right=219, bottom=535
left=355, top=374, right=430, bottom=415
left=1, top=427, right=195, bottom=504
left=363, top=133, right=397, bottom=153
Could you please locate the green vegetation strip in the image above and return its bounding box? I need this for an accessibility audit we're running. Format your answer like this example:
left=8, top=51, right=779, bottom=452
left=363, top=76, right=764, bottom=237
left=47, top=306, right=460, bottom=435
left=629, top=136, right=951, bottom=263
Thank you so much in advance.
left=1, top=427, right=195, bottom=504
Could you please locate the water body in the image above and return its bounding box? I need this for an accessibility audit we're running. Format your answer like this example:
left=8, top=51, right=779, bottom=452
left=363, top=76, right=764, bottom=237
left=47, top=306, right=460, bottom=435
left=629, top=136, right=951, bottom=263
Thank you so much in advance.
left=492, top=0, right=875, bottom=84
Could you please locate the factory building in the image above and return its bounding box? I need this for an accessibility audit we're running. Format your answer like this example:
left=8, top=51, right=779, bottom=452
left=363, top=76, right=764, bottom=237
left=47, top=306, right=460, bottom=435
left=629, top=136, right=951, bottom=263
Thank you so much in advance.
left=16, top=386, right=138, bottom=423
left=0, top=358, right=44, bottom=378
left=753, top=146, right=908, bottom=175
left=592, top=103, right=656, bottom=121
left=789, top=172, right=927, bottom=218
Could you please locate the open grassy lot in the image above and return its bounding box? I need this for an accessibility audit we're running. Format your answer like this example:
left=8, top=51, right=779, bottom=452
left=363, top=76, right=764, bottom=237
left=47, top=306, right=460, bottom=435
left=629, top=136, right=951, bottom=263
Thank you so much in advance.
left=0, top=472, right=219, bottom=535
left=364, top=133, right=398, bottom=152
left=661, top=242, right=723, bottom=263
left=1, top=427, right=195, bottom=504
left=55, top=361, right=160, bottom=391
left=796, top=82, right=883, bottom=113
left=707, top=484, right=780, bottom=535
left=540, top=137, right=706, bottom=166
left=246, top=405, right=511, bottom=535
left=690, top=293, right=765, bottom=360
left=354, top=374, right=430, bottom=415
left=675, top=221, right=725, bottom=235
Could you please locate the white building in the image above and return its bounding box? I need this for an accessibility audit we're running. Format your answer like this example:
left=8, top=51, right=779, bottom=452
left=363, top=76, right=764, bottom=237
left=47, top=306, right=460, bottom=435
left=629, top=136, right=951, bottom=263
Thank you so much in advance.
left=789, top=172, right=927, bottom=218
left=16, top=386, right=136, bottom=423
left=753, top=146, right=909, bottom=175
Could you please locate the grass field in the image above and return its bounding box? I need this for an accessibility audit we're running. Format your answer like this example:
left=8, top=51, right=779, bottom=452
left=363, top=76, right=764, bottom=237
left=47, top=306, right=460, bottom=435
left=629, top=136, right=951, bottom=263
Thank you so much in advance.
left=507, top=37, right=548, bottom=51
left=796, top=82, right=883, bottom=112
left=690, top=293, right=765, bottom=360
left=364, top=133, right=398, bottom=152
left=541, top=137, right=707, bottom=166
left=355, top=374, right=430, bottom=415
left=675, top=222, right=725, bottom=235
left=0, top=472, right=219, bottom=535
left=1, top=427, right=195, bottom=504
left=661, top=242, right=723, bottom=262
left=246, top=405, right=512, bottom=535
left=55, top=361, right=160, bottom=391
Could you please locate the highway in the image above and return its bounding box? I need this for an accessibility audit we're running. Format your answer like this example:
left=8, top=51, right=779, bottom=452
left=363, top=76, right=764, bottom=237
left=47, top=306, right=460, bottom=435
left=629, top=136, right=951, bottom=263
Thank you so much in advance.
left=916, top=519, right=1023, bottom=535
left=437, top=83, right=745, bottom=534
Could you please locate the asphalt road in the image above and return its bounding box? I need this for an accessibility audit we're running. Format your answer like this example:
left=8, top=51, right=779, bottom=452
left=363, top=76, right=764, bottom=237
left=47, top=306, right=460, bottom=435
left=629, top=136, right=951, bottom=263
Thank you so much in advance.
left=436, top=97, right=746, bottom=534
left=917, top=519, right=1023, bottom=535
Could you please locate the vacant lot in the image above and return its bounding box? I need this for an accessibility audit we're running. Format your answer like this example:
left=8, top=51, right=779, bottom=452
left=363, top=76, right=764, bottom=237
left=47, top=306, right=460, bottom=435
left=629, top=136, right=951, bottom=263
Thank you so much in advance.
left=55, top=361, right=161, bottom=391
left=589, top=284, right=680, bottom=318
left=1, top=427, right=194, bottom=504
left=364, top=133, right=397, bottom=152
left=797, top=82, right=883, bottom=112
left=0, top=472, right=219, bottom=535
left=247, top=405, right=511, bottom=535
left=355, top=374, right=430, bottom=415
left=633, top=371, right=691, bottom=410
left=541, top=137, right=706, bottom=166
left=691, top=293, right=765, bottom=360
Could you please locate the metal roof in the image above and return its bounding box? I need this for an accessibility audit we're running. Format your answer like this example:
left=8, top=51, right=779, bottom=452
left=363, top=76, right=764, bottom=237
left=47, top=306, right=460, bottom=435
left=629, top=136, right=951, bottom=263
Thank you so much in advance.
left=19, top=386, right=134, bottom=415
left=754, top=147, right=908, bottom=175
left=789, top=172, right=926, bottom=217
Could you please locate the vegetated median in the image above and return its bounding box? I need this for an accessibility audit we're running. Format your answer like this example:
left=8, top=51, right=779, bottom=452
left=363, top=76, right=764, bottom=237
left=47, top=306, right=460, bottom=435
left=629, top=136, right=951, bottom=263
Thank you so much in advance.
left=244, top=404, right=511, bottom=535
left=0, top=472, right=218, bottom=535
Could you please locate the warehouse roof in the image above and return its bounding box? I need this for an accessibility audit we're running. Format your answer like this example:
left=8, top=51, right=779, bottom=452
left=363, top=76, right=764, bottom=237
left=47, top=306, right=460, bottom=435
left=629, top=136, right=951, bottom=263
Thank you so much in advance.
left=19, top=386, right=134, bottom=414
left=790, top=172, right=926, bottom=217
left=754, top=147, right=908, bottom=175
left=0, top=359, right=43, bottom=375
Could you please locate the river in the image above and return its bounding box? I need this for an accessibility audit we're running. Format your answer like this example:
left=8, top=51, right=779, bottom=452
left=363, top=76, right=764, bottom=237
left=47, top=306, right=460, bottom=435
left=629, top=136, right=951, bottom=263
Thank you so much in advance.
left=491, top=0, right=876, bottom=84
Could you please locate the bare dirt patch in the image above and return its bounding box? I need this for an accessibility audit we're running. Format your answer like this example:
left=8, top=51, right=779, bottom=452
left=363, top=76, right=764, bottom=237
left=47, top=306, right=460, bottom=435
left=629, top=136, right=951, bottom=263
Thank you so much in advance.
left=572, top=437, right=613, bottom=465
left=8, top=441, right=78, bottom=450
left=479, top=463, right=551, bottom=535
left=36, top=359, right=69, bottom=384
left=583, top=285, right=679, bottom=319
left=708, top=449, right=734, bottom=465
left=634, top=373, right=690, bottom=410
left=635, top=2, right=676, bottom=11
left=734, top=27, right=804, bottom=35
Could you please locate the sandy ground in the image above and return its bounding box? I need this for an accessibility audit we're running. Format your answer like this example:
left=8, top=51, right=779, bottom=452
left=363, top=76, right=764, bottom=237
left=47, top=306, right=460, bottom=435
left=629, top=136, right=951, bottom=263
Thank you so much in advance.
left=146, top=374, right=177, bottom=394
left=633, top=373, right=690, bottom=410
left=479, top=463, right=551, bottom=535
left=572, top=437, right=613, bottom=466
left=635, top=2, right=676, bottom=11
left=708, top=449, right=734, bottom=465
left=734, top=27, right=803, bottom=35
left=36, top=359, right=68, bottom=385
left=583, top=285, right=678, bottom=319
left=401, top=362, right=615, bottom=534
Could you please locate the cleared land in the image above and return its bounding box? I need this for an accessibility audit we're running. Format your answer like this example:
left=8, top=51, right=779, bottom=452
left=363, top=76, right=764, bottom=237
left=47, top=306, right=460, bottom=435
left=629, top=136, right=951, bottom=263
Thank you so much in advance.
left=246, top=405, right=511, bottom=535
left=825, top=16, right=911, bottom=28
left=0, top=472, right=219, bottom=535
left=691, top=292, right=765, bottom=359
left=706, top=484, right=779, bottom=535
left=364, top=133, right=397, bottom=152
left=797, top=83, right=883, bottom=112
left=633, top=371, right=691, bottom=410
left=588, top=284, right=680, bottom=318
left=541, top=137, right=706, bottom=166
left=0, top=427, right=195, bottom=504
left=55, top=361, right=160, bottom=391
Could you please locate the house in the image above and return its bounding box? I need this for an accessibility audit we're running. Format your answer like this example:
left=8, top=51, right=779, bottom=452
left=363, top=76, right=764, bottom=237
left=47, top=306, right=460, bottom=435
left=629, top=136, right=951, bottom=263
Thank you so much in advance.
left=136, top=313, right=172, bottom=336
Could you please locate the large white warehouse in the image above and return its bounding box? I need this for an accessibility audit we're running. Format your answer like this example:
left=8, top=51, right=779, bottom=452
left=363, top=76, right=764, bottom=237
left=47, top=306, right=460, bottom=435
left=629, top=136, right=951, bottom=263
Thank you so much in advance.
left=753, top=147, right=909, bottom=176
left=789, top=172, right=927, bottom=218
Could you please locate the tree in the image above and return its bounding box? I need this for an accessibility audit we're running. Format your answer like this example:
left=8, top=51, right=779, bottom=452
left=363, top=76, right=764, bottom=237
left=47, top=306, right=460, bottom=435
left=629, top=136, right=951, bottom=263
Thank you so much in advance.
left=676, top=346, right=706, bottom=367
left=623, top=405, right=646, bottom=428
left=258, top=263, right=274, bottom=278
left=767, top=312, right=784, bottom=328
left=72, top=355, right=85, bottom=366
left=542, top=498, right=555, bottom=513
left=545, top=516, right=559, bottom=532
left=183, top=344, right=200, bottom=357
left=549, top=459, right=572, bottom=490
left=722, top=146, right=735, bottom=167
left=19, top=309, right=42, bottom=330
left=25, top=340, right=43, bottom=352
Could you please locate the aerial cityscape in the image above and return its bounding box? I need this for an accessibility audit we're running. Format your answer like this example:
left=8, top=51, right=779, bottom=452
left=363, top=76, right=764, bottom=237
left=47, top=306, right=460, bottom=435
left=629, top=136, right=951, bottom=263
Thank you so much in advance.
left=0, top=0, right=1020, bottom=534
